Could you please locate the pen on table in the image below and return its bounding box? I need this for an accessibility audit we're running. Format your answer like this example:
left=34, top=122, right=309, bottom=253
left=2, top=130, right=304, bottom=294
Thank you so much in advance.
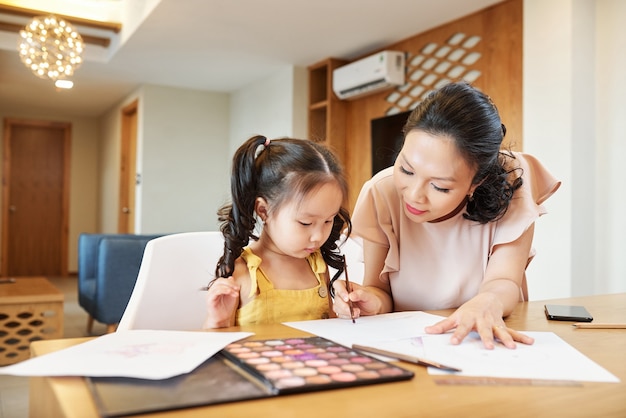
left=352, top=344, right=462, bottom=372
left=343, top=256, right=356, bottom=324
left=573, top=323, right=626, bottom=329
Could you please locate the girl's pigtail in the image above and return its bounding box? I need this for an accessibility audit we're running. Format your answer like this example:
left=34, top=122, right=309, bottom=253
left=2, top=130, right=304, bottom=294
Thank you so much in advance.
left=215, top=135, right=268, bottom=279
left=325, top=207, right=352, bottom=297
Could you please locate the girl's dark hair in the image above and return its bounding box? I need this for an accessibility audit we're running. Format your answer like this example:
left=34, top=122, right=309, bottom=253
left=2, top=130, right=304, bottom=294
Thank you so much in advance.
left=214, top=135, right=351, bottom=280
left=402, top=82, right=522, bottom=223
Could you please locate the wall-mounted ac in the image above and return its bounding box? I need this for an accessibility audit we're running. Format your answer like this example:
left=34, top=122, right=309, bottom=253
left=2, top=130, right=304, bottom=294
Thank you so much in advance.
left=332, top=51, right=405, bottom=100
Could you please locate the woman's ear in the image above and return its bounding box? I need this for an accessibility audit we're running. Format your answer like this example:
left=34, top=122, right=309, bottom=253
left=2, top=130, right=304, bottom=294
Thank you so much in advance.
left=469, top=176, right=486, bottom=197
left=468, top=184, right=478, bottom=198
left=255, top=197, right=269, bottom=223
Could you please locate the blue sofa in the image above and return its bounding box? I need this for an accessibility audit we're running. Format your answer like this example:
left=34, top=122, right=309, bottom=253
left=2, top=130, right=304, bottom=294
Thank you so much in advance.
left=77, top=233, right=164, bottom=333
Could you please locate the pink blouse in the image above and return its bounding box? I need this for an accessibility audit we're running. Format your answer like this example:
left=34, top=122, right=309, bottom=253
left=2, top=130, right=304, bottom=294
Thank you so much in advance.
left=352, top=152, right=561, bottom=311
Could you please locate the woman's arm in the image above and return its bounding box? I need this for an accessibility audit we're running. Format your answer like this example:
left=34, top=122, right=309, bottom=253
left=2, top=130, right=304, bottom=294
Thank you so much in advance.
left=426, top=224, right=536, bottom=349
left=479, top=222, right=535, bottom=313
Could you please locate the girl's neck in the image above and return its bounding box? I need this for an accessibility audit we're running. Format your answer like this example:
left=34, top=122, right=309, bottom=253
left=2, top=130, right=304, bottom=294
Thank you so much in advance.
left=248, top=236, right=318, bottom=290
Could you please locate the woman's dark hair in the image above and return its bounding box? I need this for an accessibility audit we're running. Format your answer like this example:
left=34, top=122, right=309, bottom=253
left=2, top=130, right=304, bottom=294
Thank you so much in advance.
left=402, top=82, right=522, bottom=223
left=214, top=135, right=351, bottom=281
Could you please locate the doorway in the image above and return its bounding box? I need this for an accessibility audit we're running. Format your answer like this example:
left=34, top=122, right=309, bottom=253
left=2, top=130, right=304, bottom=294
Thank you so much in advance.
left=118, top=100, right=138, bottom=234
left=1, top=119, right=70, bottom=277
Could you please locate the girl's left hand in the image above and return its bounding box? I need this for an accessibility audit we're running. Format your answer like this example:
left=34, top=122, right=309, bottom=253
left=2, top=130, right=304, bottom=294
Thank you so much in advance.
left=424, top=293, right=535, bottom=349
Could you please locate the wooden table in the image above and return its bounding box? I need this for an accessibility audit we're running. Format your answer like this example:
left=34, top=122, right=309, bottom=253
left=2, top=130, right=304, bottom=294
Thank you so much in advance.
left=0, top=277, right=63, bottom=365
left=29, top=294, right=626, bottom=417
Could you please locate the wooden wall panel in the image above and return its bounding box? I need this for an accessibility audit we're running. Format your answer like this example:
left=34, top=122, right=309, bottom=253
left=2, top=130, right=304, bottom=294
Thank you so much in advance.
left=343, top=0, right=522, bottom=209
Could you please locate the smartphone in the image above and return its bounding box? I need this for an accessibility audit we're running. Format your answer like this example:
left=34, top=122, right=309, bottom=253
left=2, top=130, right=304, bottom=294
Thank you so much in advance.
left=544, top=304, right=593, bottom=322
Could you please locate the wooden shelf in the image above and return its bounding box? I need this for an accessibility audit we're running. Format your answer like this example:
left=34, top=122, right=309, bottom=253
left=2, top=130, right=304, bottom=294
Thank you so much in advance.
left=307, top=58, right=348, bottom=162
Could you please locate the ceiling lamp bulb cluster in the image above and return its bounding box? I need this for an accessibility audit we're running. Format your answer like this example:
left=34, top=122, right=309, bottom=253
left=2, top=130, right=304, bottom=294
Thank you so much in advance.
left=17, top=15, right=84, bottom=82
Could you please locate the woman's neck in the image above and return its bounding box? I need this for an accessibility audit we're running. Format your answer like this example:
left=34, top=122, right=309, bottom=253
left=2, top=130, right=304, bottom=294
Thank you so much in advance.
left=428, top=196, right=468, bottom=223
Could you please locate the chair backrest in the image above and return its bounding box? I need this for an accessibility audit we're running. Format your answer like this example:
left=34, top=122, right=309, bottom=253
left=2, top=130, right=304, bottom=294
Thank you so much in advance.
left=117, top=231, right=224, bottom=331
left=329, top=235, right=365, bottom=285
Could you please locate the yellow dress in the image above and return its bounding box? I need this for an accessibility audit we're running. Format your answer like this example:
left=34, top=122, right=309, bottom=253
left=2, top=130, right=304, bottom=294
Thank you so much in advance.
left=235, top=247, right=331, bottom=325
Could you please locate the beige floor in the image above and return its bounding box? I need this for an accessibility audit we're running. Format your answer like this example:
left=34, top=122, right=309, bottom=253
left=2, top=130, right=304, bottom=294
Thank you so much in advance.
left=0, top=277, right=107, bottom=418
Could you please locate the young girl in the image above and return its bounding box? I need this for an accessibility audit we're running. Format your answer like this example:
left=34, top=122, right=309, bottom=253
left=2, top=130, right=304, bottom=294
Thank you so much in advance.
left=333, top=82, right=560, bottom=349
left=203, top=135, right=351, bottom=328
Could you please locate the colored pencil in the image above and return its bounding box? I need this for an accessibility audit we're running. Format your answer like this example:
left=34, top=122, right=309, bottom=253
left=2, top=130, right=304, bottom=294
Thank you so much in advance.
left=353, top=344, right=462, bottom=372
left=572, top=323, right=626, bottom=329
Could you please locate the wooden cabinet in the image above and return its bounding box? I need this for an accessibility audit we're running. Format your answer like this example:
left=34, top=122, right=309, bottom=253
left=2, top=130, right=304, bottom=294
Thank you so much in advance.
left=307, top=58, right=348, bottom=162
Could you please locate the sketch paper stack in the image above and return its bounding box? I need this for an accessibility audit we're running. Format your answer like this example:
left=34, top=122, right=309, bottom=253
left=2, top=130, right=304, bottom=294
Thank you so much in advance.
left=0, top=330, right=253, bottom=379
left=284, top=311, right=620, bottom=383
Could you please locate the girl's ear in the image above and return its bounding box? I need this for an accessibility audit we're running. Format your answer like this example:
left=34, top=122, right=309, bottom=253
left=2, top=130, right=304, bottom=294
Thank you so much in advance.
left=254, top=197, right=269, bottom=222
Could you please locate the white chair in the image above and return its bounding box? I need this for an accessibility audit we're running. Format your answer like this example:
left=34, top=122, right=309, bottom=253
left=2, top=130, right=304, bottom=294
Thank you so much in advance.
left=117, top=231, right=225, bottom=331
left=330, top=235, right=365, bottom=285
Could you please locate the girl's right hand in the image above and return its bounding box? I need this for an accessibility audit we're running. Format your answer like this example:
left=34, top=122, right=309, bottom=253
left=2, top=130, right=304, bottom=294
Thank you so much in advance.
left=203, top=277, right=240, bottom=329
left=331, top=281, right=383, bottom=319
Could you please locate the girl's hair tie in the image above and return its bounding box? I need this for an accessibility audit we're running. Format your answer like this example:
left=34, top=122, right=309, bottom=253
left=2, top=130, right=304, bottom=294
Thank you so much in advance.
left=254, top=137, right=270, bottom=159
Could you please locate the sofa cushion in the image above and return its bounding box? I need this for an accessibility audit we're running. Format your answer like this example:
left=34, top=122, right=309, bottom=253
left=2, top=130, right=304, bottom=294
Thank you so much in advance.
left=77, top=233, right=164, bottom=326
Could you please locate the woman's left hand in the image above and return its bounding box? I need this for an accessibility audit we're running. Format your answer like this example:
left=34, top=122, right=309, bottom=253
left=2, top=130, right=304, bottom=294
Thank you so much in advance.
left=424, top=293, right=534, bottom=349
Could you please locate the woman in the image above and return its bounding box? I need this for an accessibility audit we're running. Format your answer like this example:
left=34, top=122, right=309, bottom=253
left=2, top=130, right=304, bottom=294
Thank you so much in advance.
left=333, top=82, right=560, bottom=349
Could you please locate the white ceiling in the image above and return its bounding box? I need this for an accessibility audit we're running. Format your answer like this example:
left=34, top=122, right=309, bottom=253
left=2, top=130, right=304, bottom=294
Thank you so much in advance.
left=0, top=0, right=502, bottom=117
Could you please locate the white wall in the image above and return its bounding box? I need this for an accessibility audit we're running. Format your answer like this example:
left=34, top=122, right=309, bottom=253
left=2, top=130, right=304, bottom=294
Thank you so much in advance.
left=99, top=84, right=231, bottom=234
left=595, top=0, right=626, bottom=294
left=229, top=66, right=308, bottom=153
left=524, top=0, right=626, bottom=299
left=97, top=66, right=308, bottom=237
left=138, top=84, right=230, bottom=233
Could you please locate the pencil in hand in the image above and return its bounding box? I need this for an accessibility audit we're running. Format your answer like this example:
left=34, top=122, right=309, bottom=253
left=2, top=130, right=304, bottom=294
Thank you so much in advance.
left=343, top=256, right=356, bottom=323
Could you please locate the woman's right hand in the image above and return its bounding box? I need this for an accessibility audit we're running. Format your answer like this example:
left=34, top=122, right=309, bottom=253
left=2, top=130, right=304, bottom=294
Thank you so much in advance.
left=203, top=277, right=240, bottom=328
left=331, top=281, right=385, bottom=319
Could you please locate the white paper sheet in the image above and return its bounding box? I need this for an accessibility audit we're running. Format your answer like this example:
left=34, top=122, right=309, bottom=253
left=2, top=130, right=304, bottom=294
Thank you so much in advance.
left=423, top=331, right=620, bottom=382
left=284, top=312, right=620, bottom=383
left=0, top=330, right=253, bottom=380
left=284, top=311, right=444, bottom=352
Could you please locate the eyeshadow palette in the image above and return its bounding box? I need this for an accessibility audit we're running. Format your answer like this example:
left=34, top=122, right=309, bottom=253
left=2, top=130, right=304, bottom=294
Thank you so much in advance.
left=221, top=336, right=414, bottom=394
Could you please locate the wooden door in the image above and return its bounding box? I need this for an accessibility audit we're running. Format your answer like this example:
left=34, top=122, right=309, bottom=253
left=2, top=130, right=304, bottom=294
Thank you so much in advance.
left=1, top=119, right=70, bottom=276
left=118, top=100, right=138, bottom=233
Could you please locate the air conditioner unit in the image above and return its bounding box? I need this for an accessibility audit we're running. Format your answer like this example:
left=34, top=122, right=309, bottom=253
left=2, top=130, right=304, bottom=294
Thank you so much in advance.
left=332, top=51, right=405, bottom=100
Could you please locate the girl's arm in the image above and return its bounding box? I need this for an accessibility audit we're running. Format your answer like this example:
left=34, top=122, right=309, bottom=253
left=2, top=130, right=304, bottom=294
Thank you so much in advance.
left=203, top=259, right=249, bottom=329
left=203, top=277, right=240, bottom=328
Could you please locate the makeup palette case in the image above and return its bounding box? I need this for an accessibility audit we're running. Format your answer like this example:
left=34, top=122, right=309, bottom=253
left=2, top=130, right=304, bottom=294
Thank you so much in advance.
left=87, top=336, right=414, bottom=416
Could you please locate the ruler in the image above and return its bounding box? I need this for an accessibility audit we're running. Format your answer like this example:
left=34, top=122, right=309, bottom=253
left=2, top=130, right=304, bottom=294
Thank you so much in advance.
left=434, top=377, right=582, bottom=386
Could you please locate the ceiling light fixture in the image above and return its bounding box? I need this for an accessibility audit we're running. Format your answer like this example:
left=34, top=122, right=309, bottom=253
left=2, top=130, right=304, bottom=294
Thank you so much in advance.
left=17, top=15, right=84, bottom=82
left=55, top=79, right=74, bottom=89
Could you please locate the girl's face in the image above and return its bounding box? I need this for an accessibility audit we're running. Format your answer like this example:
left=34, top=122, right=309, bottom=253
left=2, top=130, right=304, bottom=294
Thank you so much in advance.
left=394, top=130, right=477, bottom=223
left=262, top=182, right=343, bottom=258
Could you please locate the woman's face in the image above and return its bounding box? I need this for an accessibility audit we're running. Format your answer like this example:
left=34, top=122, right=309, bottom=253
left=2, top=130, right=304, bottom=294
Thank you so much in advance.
left=393, top=130, right=477, bottom=223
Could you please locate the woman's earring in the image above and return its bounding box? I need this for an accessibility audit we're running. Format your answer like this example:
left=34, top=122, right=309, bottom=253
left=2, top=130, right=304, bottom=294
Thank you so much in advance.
left=468, top=193, right=474, bottom=202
